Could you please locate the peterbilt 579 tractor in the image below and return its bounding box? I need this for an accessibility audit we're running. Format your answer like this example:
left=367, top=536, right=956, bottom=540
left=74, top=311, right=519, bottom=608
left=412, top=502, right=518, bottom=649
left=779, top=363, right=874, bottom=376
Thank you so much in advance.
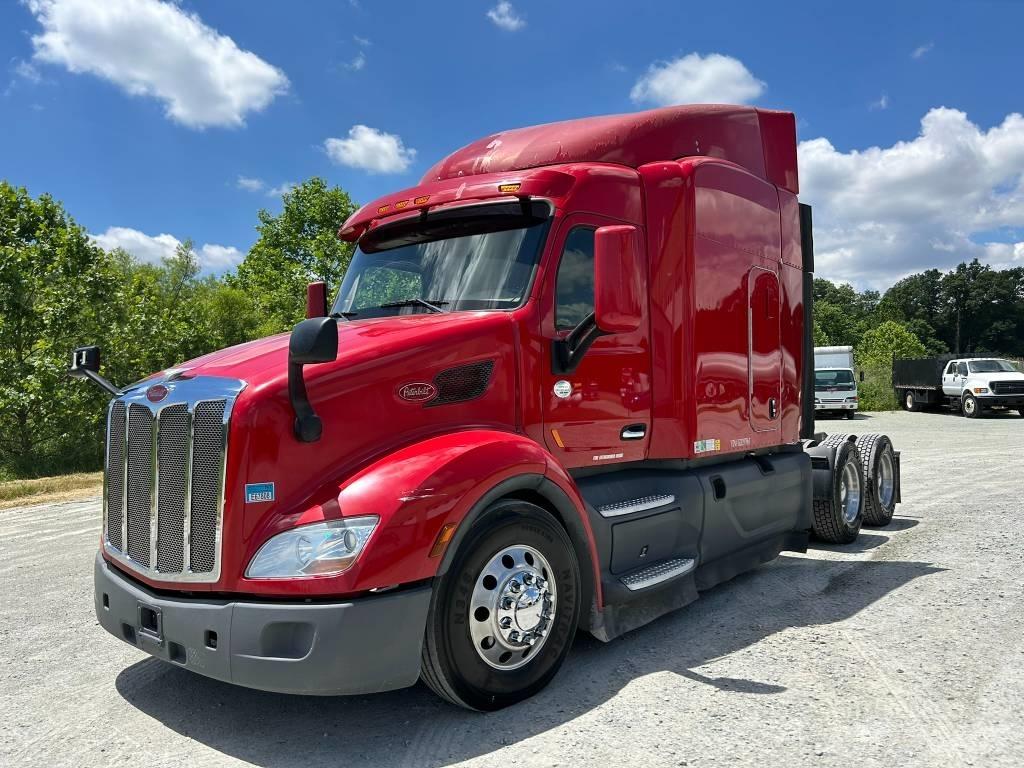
left=71, top=104, right=902, bottom=710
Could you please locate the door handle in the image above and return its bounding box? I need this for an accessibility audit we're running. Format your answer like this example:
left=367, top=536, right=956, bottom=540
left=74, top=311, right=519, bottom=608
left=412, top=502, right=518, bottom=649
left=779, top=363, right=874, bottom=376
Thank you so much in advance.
left=769, top=398, right=778, bottom=419
left=621, top=424, right=646, bottom=440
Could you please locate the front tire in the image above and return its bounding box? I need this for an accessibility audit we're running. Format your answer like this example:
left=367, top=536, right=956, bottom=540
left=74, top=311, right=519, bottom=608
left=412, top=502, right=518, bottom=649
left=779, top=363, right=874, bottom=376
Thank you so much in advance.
left=812, top=437, right=865, bottom=544
left=421, top=500, right=581, bottom=710
left=963, top=394, right=980, bottom=418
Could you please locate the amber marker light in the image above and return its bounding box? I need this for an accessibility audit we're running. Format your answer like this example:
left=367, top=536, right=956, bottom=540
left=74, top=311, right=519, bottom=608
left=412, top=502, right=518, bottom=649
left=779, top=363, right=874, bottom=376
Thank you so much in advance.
left=429, top=522, right=458, bottom=558
left=395, top=200, right=409, bottom=209
left=498, top=183, right=521, bottom=194
left=413, top=195, right=430, bottom=205
left=377, top=204, right=390, bottom=214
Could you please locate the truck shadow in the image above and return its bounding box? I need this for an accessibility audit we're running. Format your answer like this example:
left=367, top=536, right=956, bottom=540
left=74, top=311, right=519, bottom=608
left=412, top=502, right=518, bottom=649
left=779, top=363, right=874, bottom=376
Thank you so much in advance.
left=115, top=547, right=943, bottom=768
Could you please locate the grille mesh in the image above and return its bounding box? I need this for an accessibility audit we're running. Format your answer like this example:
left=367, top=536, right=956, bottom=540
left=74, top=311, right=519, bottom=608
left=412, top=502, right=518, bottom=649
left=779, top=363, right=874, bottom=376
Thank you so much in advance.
left=106, top=402, right=126, bottom=551
left=427, top=360, right=495, bottom=407
left=156, top=404, right=189, bottom=572
left=189, top=400, right=226, bottom=573
left=104, top=390, right=229, bottom=581
left=993, top=381, right=1024, bottom=395
left=125, top=404, right=153, bottom=567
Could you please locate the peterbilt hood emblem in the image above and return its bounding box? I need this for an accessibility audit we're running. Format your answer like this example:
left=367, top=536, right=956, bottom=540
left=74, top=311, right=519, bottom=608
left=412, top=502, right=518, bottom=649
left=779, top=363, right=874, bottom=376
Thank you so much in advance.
left=146, top=384, right=169, bottom=403
left=398, top=382, right=437, bottom=403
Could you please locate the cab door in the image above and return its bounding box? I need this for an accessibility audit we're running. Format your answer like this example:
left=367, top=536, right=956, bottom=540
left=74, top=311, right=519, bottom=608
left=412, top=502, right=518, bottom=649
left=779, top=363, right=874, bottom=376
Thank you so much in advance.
left=540, top=214, right=651, bottom=470
left=748, top=266, right=781, bottom=431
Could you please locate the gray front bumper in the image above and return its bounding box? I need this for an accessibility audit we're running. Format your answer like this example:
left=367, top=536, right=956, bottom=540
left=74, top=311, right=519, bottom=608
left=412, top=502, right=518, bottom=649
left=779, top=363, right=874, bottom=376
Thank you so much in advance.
left=94, top=552, right=432, bottom=695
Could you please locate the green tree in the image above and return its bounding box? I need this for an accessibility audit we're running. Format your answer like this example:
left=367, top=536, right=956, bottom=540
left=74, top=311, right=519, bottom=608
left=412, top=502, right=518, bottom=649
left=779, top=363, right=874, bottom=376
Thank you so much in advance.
left=855, top=321, right=927, bottom=411
left=0, top=182, right=121, bottom=475
left=232, top=178, right=358, bottom=336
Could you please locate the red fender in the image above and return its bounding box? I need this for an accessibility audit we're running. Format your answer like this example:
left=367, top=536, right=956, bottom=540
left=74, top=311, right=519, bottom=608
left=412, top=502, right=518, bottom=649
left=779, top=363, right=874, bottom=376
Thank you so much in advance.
left=239, top=429, right=601, bottom=604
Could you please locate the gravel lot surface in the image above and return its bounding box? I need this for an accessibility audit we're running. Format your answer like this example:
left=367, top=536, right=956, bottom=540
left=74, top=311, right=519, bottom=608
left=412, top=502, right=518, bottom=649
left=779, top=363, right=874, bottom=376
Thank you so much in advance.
left=2, top=410, right=1022, bottom=768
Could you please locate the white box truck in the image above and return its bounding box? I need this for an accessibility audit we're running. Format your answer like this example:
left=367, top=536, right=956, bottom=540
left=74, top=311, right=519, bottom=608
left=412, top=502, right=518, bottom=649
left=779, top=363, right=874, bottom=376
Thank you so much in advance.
left=814, top=345, right=858, bottom=419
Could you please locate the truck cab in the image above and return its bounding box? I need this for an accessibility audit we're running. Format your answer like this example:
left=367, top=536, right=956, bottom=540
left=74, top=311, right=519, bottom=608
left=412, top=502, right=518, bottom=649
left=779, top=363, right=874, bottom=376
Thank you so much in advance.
left=941, top=358, right=1024, bottom=417
left=74, top=104, right=901, bottom=710
left=813, top=345, right=858, bottom=419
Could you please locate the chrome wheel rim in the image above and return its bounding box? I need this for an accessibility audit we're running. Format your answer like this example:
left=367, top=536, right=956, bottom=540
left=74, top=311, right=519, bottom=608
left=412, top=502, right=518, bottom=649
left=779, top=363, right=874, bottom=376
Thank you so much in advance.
left=878, top=450, right=896, bottom=508
left=469, top=544, right=556, bottom=670
left=840, top=460, right=862, bottom=524
left=964, top=397, right=975, bottom=415
left=906, top=393, right=914, bottom=409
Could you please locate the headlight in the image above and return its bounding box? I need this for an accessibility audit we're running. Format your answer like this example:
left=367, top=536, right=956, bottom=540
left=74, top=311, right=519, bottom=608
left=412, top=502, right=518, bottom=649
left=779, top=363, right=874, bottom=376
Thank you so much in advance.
left=973, top=387, right=988, bottom=394
left=846, top=396, right=858, bottom=402
left=246, top=516, right=379, bottom=579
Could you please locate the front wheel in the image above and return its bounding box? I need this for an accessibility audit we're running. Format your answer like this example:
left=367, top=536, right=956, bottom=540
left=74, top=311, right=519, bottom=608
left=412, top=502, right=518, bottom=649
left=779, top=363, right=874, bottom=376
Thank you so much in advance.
left=962, top=394, right=981, bottom=418
left=421, top=500, right=581, bottom=710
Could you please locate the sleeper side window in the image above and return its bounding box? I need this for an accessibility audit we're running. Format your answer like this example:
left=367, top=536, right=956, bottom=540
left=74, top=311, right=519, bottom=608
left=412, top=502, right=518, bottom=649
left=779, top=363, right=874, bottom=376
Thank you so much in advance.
left=555, top=228, right=595, bottom=331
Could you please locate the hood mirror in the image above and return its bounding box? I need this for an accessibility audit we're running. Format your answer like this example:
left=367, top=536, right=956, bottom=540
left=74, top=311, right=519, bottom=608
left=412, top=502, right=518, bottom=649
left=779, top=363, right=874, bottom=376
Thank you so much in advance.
left=288, top=317, right=338, bottom=442
left=68, top=345, right=123, bottom=397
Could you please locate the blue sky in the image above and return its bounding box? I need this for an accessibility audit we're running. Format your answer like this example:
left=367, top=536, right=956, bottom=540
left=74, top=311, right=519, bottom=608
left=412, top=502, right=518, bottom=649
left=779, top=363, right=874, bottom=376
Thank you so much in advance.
left=2, top=0, right=1023, bottom=288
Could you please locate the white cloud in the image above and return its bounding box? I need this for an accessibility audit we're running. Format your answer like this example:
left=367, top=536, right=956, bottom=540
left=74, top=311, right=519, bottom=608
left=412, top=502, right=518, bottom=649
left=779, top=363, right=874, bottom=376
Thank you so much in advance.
left=13, top=59, right=42, bottom=84
left=25, top=0, right=288, bottom=128
left=236, top=175, right=265, bottom=192
left=798, top=108, right=1024, bottom=288
left=91, top=226, right=243, bottom=271
left=870, top=93, right=890, bottom=111
left=324, top=125, right=416, bottom=174
left=630, top=53, right=765, bottom=106
left=912, top=42, right=934, bottom=59
left=487, top=2, right=525, bottom=31
left=346, top=51, right=366, bottom=71
left=266, top=181, right=297, bottom=197
left=353, top=35, right=371, bottom=47
left=197, top=243, right=243, bottom=270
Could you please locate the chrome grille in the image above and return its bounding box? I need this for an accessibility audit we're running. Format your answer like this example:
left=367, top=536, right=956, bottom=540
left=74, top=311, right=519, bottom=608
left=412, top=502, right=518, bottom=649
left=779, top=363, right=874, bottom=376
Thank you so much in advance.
left=106, top=402, right=126, bottom=551
left=103, top=376, right=244, bottom=583
left=189, top=401, right=226, bottom=573
left=125, top=405, right=153, bottom=566
left=156, top=404, right=189, bottom=573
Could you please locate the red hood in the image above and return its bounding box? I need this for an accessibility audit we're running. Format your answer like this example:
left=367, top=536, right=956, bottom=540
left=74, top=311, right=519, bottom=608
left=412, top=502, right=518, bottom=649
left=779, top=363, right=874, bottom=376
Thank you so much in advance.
left=162, top=312, right=506, bottom=389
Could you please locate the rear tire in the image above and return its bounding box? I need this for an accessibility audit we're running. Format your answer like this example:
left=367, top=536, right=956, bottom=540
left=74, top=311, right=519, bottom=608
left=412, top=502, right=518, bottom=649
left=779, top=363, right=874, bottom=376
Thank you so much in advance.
left=420, top=500, right=581, bottom=711
left=902, top=391, right=918, bottom=412
left=811, top=437, right=865, bottom=544
left=853, top=433, right=898, bottom=527
left=963, top=394, right=980, bottom=418
left=844, top=410, right=855, bottom=420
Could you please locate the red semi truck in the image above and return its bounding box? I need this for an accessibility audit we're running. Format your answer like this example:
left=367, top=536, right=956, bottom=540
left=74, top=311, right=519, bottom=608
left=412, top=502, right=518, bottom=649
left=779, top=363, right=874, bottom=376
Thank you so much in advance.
left=71, top=104, right=901, bottom=711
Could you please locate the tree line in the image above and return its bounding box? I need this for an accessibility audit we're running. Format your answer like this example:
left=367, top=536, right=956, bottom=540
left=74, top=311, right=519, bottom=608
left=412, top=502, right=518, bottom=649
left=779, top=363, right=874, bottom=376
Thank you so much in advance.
left=2, top=177, right=1023, bottom=478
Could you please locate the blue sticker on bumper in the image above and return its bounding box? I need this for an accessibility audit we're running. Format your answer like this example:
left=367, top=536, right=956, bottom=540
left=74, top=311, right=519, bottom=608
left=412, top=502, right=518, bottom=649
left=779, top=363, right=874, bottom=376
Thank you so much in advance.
left=245, top=482, right=275, bottom=504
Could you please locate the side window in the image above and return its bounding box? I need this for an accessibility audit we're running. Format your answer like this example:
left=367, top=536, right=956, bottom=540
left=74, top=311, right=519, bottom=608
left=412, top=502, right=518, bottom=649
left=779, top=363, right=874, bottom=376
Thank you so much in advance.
left=555, top=228, right=595, bottom=330
left=945, top=362, right=956, bottom=375
left=957, top=362, right=968, bottom=377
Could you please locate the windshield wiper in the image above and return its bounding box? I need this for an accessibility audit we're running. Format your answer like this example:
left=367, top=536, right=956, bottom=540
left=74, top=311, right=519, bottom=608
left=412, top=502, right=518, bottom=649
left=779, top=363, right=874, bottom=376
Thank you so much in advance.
left=378, top=298, right=450, bottom=313
left=330, top=311, right=358, bottom=321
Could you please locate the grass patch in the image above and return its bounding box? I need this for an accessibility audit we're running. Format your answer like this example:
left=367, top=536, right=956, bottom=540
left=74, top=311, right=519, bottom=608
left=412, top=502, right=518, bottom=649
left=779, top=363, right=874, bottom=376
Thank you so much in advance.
left=0, top=472, right=102, bottom=510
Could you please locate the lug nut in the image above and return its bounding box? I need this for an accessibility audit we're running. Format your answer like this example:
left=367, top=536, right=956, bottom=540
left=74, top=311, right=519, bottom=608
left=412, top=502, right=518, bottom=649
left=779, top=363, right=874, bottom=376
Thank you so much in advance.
left=508, top=631, right=520, bottom=643
left=523, top=633, right=536, bottom=646
left=522, top=573, right=534, bottom=585
left=499, top=616, right=512, bottom=629
left=535, top=578, right=547, bottom=590
left=509, top=580, right=521, bottom=593
left=501, top=597, right=514, bottom=610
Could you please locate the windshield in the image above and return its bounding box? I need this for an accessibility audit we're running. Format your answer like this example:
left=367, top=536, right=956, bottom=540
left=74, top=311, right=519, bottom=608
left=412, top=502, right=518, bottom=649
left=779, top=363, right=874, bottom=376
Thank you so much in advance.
left=815, top=369, right=855, bottom=390
left=332, top=203, right=550, bottom=319
left=968, top=359, right=1017, bottom=373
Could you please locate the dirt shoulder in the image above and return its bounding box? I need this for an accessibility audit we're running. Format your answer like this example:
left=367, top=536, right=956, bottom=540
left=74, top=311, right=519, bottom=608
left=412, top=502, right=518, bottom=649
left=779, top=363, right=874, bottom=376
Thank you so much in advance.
left=0, top=472, right=102, bottom=511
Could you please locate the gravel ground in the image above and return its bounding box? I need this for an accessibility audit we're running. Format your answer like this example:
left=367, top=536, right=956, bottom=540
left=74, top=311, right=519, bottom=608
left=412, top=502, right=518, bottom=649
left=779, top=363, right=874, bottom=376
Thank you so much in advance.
left=2, top=410, right=1022, bottom=768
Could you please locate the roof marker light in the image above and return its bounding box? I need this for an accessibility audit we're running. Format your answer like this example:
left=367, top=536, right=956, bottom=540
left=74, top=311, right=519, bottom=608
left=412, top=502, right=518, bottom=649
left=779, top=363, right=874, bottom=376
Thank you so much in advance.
left=377, top=204, right=390, bottom=214
left=413, top=195, right=430, bottom=205
left=499, top=183, right=521, bottom=194
left=395, top=200, right=409, bottom=209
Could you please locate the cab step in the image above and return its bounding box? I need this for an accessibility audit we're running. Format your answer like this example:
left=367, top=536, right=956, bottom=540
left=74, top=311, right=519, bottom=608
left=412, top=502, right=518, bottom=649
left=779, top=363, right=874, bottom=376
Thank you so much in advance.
left=597, top=494, right=676, bottom=518
left=620, top=557, right=696, bottom=591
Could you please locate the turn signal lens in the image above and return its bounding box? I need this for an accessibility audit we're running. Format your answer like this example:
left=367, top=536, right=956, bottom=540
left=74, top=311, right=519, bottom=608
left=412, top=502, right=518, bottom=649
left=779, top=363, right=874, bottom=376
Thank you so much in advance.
left=429, top=522, right=458, bottom=559
left=973, top=387, right=989, bottom=394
